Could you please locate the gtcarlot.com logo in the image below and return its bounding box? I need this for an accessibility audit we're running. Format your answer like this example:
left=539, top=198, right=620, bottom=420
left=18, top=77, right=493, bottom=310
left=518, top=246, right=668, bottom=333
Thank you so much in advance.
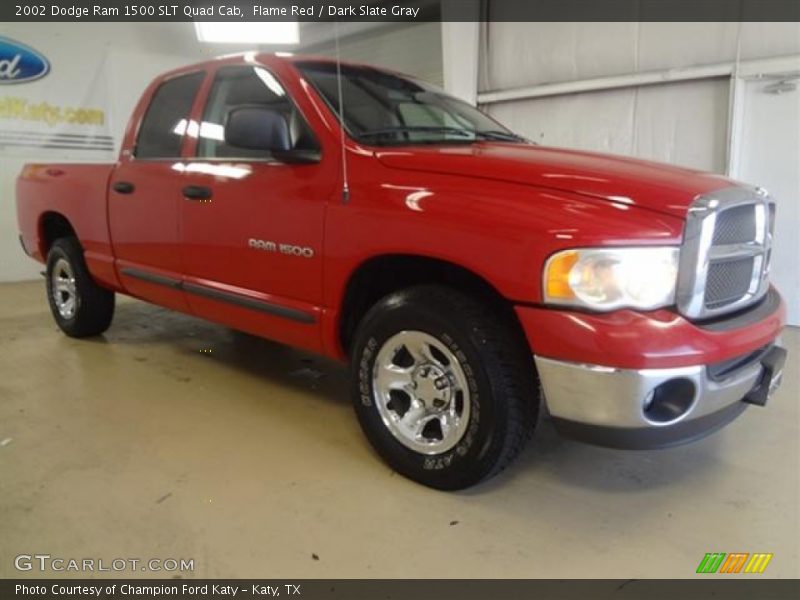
left=696, top=552, right=773, bottom=574
left=14, top=554, right=195, bottom=573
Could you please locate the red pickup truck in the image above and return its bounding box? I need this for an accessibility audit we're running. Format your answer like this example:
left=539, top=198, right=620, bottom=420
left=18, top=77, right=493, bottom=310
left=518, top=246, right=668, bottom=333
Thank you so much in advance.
left=17, top=54, right=787, bottom=489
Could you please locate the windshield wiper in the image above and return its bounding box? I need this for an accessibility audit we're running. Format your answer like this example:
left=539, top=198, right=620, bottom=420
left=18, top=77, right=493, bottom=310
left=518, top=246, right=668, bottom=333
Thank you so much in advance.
left=357, top=126, right=531, bottom=143
left=473, top=130, right=531, bottom=143
left=357, top=126, right=475, bottom=139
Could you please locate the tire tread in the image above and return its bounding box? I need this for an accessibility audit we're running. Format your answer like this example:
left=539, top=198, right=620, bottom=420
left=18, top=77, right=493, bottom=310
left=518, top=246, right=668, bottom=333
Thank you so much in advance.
left=47, top=236, right=114, bottom=337
left=419, top=285, right=537, bottom=483
left=352, top=284, right=539, bottom=489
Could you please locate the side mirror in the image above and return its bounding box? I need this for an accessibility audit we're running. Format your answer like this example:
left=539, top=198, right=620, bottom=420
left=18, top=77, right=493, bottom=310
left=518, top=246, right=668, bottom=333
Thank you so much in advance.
left=224, top=106, right=291, bottom=152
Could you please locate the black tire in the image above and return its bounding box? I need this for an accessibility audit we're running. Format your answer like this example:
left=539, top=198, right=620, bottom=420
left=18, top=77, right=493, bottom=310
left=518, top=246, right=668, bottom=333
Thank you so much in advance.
left=351, top=285, right=539, bottom=490
left=46, top=237, right=115, bottom=338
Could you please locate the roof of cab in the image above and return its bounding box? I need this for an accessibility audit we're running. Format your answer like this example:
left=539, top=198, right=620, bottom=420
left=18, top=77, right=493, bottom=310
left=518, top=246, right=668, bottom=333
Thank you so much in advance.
left=156, top=52, right=386, bottom=80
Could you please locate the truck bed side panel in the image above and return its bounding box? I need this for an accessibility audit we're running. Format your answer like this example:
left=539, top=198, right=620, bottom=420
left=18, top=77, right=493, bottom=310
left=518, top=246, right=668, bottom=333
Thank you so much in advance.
left=16, top=163, right=121, bottom=291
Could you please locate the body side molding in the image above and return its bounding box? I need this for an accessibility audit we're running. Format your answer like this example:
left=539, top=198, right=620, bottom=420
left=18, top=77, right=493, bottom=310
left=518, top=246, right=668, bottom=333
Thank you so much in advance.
left=121, top=267, right=315, bottom=324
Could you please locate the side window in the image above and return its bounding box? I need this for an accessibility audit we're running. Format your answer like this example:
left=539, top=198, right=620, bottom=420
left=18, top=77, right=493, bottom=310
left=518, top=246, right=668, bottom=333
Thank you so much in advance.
left=135, top=72, right=204, bottom=159
left=197, top=66, right=318, bottom=159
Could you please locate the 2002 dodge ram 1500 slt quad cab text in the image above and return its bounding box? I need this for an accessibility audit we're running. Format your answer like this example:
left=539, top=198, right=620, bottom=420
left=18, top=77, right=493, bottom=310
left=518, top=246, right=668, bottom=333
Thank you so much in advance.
left=17, top=54, right=788, bottom=490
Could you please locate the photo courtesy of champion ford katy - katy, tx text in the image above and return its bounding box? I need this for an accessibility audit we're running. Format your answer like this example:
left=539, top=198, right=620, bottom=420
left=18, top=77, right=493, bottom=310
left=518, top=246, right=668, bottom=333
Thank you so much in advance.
left=0, top=1, right=798, bottom=598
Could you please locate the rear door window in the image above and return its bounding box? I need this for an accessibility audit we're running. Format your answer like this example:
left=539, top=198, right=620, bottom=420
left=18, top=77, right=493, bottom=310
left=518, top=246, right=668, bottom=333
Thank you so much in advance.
left=135, top=72, right=205, bottom=159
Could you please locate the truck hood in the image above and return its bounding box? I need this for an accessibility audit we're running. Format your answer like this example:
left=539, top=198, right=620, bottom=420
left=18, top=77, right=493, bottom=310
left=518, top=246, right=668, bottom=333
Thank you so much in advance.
left=374, top=144, right=735, bottom=219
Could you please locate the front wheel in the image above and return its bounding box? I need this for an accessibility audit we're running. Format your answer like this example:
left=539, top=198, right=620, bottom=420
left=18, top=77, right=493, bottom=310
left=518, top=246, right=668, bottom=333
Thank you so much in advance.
left=350, top=285, right=539, bottom=490
left=46, top=237, right=115, bottom=337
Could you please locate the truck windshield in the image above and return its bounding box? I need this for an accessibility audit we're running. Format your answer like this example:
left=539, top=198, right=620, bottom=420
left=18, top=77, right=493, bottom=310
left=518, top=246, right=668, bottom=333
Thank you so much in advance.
left=296, top=61, right=528, bottom=146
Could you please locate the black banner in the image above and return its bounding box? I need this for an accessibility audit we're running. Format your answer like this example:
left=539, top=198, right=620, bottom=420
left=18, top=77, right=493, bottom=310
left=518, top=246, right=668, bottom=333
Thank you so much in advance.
left=3, top=580, right=800, bottom=599
left=2, top=0, right=800, bottom=22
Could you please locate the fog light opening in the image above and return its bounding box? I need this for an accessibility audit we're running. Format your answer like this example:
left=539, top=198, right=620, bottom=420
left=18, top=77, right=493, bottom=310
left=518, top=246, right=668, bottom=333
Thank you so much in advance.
left=642, top=378, right=696, bottom=424
left=643, top=389, right=656, bottom=411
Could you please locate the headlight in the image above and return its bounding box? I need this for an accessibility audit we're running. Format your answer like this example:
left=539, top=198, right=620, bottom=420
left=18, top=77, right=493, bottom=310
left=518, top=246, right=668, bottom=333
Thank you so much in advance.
left=543, top=247, right=679, bottom=311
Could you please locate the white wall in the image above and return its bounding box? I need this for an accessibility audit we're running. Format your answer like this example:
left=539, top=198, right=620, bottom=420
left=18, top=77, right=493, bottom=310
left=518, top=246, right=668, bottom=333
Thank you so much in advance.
left=442, top=21, right=480, bottom=103
left=480, top=22, right=800, bottom=91
left=480, top=22, right=800, bottom=173
left=300, top=22, right=443, bottom=85
left=488, top=78, right=731, bottom=172
left=735, top=77, right=800, bottom=325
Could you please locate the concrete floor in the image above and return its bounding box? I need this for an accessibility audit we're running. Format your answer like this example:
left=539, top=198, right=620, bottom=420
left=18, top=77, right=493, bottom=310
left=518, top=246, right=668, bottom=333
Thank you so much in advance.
left=1, top=280, right=798, bottom=579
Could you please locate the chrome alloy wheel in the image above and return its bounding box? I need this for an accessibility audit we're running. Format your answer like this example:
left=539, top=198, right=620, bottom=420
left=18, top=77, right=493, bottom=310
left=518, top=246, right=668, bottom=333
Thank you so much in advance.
left=372, top=331, right=471, bottom=455
left=51, top=257, right=79, bottom=319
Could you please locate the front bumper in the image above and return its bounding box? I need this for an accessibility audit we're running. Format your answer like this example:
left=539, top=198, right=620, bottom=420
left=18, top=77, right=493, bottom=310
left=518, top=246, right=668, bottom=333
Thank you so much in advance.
left=519, top=288, right=788, bottom=450
left=536, top=344, right=786, bottom=449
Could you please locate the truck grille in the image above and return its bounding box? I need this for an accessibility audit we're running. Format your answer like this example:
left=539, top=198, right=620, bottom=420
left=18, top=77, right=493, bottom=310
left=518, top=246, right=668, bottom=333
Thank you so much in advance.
left=712, top=204, right=757, bottom=245
left=705, top=258, right=755, bottom=309
left=676, top=187, right=774, bottom=320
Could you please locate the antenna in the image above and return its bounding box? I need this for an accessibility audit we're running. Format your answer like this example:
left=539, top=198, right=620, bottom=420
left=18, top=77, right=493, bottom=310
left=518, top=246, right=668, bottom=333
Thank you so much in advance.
left=334, top=21, right=350, bottom=204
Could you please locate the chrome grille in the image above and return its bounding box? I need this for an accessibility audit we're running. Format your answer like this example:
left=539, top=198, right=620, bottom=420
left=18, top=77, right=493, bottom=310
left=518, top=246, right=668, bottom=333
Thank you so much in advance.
left=705, top=258, right=755, bottom=309
left=712, top=204, right=756, bottom=245
left=676, top=186, right=775, bottom=320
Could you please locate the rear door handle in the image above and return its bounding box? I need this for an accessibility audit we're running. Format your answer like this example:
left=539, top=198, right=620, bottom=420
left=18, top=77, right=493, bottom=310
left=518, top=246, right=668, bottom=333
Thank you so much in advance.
left=112, top=181, right=135, bottom=194
left=182, top=185, right=212, bottom=201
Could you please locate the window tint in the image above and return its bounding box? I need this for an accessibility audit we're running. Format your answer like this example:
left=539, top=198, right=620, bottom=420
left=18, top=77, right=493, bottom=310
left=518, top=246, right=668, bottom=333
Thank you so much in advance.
left=135, top=72, right=204, bottom=159
left=197, top=66, right=318, bottom=159
left=297, top=62, right=525, bottom=146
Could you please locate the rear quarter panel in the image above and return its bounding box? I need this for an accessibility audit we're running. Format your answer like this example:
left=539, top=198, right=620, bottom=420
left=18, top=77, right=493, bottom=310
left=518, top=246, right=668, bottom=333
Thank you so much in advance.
left=16, top=163, right=120, bottom=290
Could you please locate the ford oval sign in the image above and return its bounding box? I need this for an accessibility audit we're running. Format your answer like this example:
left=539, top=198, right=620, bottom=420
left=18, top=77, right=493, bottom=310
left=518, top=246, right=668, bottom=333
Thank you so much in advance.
left=0, top=37, right=50, bottom=84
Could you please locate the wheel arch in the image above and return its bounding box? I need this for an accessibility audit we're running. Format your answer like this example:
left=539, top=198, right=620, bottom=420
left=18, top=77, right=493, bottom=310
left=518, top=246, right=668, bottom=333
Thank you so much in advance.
left=38, top=211, right=78, bottom=257
left=338, top=253, right=525, bottom=356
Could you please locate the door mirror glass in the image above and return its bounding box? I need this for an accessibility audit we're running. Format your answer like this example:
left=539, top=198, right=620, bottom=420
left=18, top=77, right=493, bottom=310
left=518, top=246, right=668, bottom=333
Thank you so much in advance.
left=224, top=106, right=291, bottom=152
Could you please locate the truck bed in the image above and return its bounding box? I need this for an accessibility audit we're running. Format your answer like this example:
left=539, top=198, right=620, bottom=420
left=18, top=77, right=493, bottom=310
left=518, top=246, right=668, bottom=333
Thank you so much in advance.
left=16, top=162, right=118, bottom=288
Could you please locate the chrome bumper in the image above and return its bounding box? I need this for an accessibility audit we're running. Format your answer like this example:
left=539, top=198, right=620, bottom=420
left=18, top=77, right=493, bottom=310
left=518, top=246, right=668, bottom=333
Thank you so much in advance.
left=535, top=345, right=785, bottom=449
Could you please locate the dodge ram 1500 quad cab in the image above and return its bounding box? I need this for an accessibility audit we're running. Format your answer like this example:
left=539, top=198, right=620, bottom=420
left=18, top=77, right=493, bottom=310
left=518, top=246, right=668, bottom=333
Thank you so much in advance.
left=17, top=54, right=787, bottom=489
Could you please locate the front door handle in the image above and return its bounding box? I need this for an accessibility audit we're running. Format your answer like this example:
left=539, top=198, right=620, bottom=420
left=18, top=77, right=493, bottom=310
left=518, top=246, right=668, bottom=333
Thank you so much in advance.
left=182, top=185, right=213, bottom=201
left=112, top=181, right=135, bottom=194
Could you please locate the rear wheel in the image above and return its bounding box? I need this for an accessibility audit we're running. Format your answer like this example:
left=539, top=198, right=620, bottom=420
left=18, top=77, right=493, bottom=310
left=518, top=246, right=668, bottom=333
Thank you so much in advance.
left=46, top=237, right=115, bottom=337
left=351, top=285, right=539, bottom=490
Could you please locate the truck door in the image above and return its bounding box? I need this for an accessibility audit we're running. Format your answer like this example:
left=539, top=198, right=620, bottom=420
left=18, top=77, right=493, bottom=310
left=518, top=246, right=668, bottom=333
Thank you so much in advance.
left=109, top=71, right=205, bottom=312
left=178, top=64, right=334, bottom=352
